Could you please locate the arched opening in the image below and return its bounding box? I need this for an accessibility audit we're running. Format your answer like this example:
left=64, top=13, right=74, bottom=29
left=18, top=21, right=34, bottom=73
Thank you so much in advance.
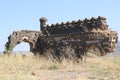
left=85, top=44, right=101, bottom=57
left=13, top=42, right=30, bottom=53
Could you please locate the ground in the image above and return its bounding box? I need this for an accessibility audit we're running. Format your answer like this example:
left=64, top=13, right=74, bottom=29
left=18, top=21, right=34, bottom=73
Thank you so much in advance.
left=0, top=53, right=120, bottom=80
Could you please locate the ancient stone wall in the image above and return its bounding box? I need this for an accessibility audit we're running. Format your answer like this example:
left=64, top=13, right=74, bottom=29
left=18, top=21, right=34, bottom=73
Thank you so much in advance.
left=4, top=16, right=118, bottom=60
left=40, top=16, right=108, bottom=36
left=4, top=30, right=40, bottom=54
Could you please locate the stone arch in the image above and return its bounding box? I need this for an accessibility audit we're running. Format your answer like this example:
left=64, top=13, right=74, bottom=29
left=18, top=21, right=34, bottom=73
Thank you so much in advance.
left=5, top=36, right=34, bottom=54
left=4, top=30, right=39, bottom=54
left=85, top=43, right=106, bottom=56
left=13, top=42, right=30, bottom=52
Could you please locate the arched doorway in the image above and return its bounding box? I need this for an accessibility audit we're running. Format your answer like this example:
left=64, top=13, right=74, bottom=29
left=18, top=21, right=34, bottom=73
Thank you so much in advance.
left=13, top=42, right=30, bottom=53
left=4, top=30, right=40, bottom=55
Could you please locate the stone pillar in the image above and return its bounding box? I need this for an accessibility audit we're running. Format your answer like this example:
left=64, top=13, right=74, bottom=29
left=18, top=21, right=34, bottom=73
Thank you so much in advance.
left=39, top=17, right=48, bottom=31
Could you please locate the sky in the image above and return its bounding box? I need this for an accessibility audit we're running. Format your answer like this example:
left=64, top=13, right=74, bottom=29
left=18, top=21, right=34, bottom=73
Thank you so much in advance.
left=0, top=0, right=120, bottom=52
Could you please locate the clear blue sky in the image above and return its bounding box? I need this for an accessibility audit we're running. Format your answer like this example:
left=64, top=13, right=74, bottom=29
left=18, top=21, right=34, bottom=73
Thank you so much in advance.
left=0, top=0, right=120, bottom=52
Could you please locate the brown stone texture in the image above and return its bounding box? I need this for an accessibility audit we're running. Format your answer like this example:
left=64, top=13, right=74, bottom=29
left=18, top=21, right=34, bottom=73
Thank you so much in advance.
left=4, top=16, right=118, bottom=59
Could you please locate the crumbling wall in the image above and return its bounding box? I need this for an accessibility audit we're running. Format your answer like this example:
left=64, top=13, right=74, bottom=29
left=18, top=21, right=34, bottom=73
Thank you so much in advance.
left=4, top=16, right=118, bottom=60
left=4, top=30, right=40, bottom=54
left=40, top=16, right=108, bottom=36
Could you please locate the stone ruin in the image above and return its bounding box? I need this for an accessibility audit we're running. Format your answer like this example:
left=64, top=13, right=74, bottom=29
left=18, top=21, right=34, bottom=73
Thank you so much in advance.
left=4, top=16, right=118, bottom=59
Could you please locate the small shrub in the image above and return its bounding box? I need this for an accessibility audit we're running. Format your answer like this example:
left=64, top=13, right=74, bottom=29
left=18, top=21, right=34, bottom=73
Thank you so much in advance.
left=48, top=64, right=60, bottom=70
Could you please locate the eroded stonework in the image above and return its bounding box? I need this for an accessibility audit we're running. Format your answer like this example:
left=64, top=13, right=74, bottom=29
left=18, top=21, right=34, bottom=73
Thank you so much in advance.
left=4, top=16, right=118, bottom=59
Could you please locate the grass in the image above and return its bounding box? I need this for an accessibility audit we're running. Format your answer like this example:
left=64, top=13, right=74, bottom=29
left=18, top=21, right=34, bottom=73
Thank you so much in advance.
left=0, top=53, right=120, bottom=80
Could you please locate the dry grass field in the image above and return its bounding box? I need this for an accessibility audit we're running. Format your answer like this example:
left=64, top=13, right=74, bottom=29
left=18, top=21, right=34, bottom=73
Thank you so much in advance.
left=0, top=53, right=120, bottom=80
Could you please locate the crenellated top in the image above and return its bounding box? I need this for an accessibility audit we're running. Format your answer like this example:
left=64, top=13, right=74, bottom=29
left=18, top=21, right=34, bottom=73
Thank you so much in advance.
left=39, top=16, right=108, bottom=36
